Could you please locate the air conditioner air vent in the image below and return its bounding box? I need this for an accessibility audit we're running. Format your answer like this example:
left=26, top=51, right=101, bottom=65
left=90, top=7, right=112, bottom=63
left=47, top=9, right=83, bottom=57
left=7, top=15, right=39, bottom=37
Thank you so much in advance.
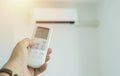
left=36, top=21, right=75, bottom=24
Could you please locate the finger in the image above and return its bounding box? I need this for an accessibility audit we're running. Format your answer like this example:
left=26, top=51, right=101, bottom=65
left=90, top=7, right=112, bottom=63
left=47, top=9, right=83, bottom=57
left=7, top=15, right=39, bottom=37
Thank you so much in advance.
left=39, top=63, right=47, bottom=72
left=45, top=48, right=52, bottom=62
left=17, top=38, right=29, bottom=48
left=34, top=63, right=47, bottom=75
left=29, top=39, right=36, bottom=47
left=45, top=55, right=50, bottom=62
left=47, top=48, right=52, bottom=55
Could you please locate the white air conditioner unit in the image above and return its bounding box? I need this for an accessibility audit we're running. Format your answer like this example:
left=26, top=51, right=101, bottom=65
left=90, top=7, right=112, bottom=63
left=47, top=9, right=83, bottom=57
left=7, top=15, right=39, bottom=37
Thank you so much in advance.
left=32, top=8, right=78, bottom=25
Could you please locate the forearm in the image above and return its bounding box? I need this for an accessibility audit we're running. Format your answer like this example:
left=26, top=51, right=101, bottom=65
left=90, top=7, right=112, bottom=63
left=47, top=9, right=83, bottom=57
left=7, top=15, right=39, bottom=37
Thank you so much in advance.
left=0, top=73, right=9, bottom=76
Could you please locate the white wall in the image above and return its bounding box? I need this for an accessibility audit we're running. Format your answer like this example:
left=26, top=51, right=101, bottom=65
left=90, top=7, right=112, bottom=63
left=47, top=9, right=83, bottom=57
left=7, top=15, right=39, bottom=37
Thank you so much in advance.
left=98, top=0, right=120, bottom=76
left=0, top=9, right=14, bottom=68
left=36, top=26, right=98, bottom=76
left=0, top=1, right=98, bottom=76
left=0, top=1, right=33, bottom=67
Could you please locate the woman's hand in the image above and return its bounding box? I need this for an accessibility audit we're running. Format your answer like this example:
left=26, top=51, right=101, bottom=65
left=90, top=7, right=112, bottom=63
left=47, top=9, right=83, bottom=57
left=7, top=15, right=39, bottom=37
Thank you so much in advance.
left=2, top=38, right=52, bottom=76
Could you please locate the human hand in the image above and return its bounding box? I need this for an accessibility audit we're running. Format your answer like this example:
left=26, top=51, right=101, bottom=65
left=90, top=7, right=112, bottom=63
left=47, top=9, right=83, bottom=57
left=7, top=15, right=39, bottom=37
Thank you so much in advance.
left=3, top=38, right=52, bottom=76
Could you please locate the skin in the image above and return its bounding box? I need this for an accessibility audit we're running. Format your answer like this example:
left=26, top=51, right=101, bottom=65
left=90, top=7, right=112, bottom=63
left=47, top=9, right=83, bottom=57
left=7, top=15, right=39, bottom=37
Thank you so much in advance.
left=0, top=38, right=52, bottom=76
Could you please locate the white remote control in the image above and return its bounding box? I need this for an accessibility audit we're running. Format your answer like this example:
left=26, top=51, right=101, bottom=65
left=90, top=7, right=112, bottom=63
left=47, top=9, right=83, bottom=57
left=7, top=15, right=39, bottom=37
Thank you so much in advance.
left=28, top=26, right=53, bottom=68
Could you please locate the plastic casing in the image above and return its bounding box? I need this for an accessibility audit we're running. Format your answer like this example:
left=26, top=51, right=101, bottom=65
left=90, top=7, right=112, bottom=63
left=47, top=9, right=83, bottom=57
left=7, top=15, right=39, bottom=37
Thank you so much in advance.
left=28, top=26, right=53, bottom=68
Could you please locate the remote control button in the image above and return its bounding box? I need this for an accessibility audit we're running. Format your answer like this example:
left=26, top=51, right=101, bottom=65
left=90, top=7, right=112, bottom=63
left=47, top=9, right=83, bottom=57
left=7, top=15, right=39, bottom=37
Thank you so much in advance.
left=39, top=51, right=45, bottom=55
left=29, top=49, right=34, bottom=54
left=29, top=53, right=32, bottom=57
left=29, top=49, right=32, bottom=53
left=41, top=45, right=46, bottom=50
left=30, top=54, right=34, bottom=58
left=43, top=40, right=46, bottom=44
left=36, top=43, right=39, bottom=48
left=31, top=45, right=37, bottom=49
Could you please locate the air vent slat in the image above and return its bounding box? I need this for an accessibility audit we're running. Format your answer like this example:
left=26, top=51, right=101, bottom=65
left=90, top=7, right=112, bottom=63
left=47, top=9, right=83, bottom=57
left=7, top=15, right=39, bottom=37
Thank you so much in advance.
left=36, top=21, right=75, bottom=24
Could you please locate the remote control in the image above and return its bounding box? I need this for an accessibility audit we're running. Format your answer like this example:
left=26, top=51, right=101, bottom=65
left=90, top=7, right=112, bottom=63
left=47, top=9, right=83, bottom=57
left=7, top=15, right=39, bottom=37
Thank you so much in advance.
left=28, top=26, right=52, bottom=68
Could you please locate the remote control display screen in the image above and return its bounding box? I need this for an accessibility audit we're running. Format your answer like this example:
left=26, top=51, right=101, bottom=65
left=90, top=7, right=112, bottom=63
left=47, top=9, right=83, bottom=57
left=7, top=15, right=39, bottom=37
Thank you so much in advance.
left=35, top=27, right=49, bottom=39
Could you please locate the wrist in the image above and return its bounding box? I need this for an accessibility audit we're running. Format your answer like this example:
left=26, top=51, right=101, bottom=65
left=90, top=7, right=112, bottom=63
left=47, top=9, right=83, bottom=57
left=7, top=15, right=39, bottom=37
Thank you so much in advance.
left=0, top=68, right=19, bottom=76
left=3, top=59, right=24, bottom=76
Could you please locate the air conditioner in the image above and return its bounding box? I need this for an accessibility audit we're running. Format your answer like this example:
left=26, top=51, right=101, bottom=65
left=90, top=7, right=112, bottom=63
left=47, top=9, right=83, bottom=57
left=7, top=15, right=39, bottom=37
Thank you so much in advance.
left=32, top=8, right=78, bottom=25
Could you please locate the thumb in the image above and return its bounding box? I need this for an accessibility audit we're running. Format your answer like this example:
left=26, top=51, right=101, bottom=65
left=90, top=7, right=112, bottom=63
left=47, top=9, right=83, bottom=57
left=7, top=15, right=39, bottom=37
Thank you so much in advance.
left=17, top=38, right=30, bottom=48
left=17, top=38, right=36, bottom=49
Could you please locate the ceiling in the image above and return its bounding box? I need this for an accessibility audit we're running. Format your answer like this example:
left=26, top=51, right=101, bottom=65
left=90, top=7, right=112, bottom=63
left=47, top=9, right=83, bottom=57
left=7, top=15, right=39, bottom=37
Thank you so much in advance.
left=34, top=0, right=99, bottom=3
